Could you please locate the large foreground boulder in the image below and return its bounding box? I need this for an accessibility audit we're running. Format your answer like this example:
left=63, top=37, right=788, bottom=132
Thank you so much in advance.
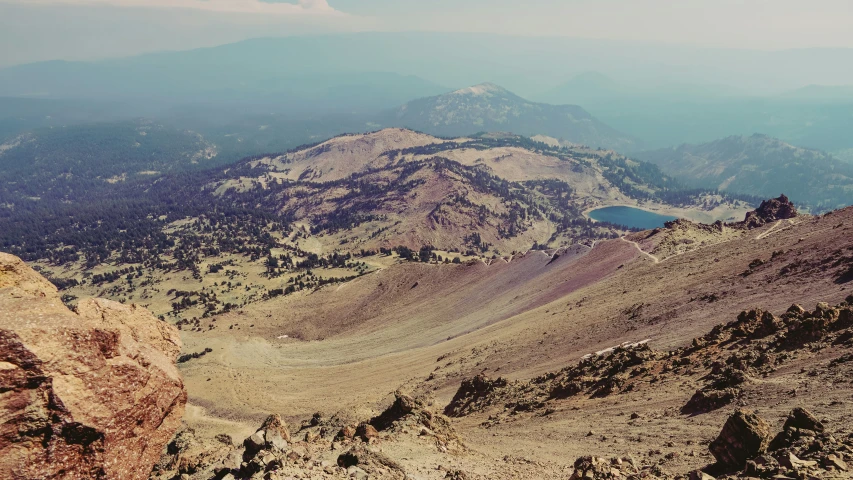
left=0, top=253, right=186, bottom=479
left=709, top=409, right=771, bottom=470
left=244, top=414, right=291, bottom=456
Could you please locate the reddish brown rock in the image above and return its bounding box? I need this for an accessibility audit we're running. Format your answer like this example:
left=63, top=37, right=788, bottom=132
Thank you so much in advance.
left=0, top=253, right=186, bottom=480
left=568, top=456, right=611, bottom=480
left=742, top=194, right=798, bottom=228
left=356, top=422, right=379, bottom=442
left=336, top=425, right=356, bottom=441
left=709, top=409, right=771, bottom=470
left=259, top=413, right=292, bottom=443
left=783, top=407, right=824, bottom=433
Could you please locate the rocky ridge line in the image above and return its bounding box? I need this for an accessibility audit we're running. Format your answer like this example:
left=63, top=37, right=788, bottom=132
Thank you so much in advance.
left=445, top=298, right=853, bottom=424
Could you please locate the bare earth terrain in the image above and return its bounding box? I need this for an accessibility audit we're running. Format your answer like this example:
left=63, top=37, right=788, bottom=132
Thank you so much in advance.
left=160, top=201, right=853, bottom=479
left=8, top=130, right=848, bottom=479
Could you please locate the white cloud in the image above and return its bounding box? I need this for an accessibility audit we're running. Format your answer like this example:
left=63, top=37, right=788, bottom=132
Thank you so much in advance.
left=0, top=0, right=341, bottom=15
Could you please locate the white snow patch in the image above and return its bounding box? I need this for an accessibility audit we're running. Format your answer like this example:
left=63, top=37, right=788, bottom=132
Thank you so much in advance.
left=587, top=339, right=651, bottom=358
left=452, top=83, right=504, bottom=96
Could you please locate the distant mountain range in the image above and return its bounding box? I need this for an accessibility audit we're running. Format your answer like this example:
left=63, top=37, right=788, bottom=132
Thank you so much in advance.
left=3, top=34, right=853, bottom=154
left=0, top=63, right=448, bottom=114
left=0, top=82, right=641, bottom=163
left=534, top=72, right=853, bottom=154
left=779, top=84, right=853, bottom=102
left=381, top=83, right=639, bottom=151
left=636, top=134, right=853, bottom=211
left=5, top=33, right=853, bottom=97
left=537, top=71, right=749, bottom=106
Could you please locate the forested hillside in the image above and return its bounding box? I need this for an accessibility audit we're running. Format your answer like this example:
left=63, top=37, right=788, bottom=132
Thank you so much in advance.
left=637, top=134, right=853, bottom=211
left=0, top=120, right=222, bottom=205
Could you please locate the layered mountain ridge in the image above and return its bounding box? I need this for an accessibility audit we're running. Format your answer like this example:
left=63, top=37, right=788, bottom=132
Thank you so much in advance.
left=3, top=128, right=752, bottom=329
left=208, top=128, right=740, bottom=254
left=383, top=84, right=639, bottom=151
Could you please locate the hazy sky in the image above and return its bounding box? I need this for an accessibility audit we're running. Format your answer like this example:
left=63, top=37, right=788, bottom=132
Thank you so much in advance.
left=2, top=0, right=853, bottom=67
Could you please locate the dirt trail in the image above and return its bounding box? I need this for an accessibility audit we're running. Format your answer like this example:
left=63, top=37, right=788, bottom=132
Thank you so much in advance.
left=624, top=219, right=797, bottom=266
left=183, top=403, right=255, bottom=440
left=755, top=219, right=801, bottom=240
left=755, top=220, right=783, bottom=240
left=619, top=236, right=660, bottom=263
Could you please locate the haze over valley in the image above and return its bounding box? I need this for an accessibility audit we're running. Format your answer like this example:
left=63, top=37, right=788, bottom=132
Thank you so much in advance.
left=2, top=2, right=853, bottom=480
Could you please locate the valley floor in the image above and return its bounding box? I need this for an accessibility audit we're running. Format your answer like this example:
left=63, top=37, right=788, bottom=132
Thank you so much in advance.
left=171, top=207, right=853, bottom=478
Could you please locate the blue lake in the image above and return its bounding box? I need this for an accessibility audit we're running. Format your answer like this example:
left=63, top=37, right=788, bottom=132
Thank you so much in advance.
left=588, top=206, right=679, bottom=230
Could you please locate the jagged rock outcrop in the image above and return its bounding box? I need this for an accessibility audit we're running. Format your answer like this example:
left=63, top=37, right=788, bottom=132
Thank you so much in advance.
left=548, top=343, right=660, bottom=399
left=154, top=395, right=459, bottom=479
left=567, top=455, right=645, bottom=479
left=446, top=300, right=853, bottom=429
left=712, top=407, right=852, bottom=479
left=567, top=407, right=853, bottom=480
left=681, top=387, right=741, bottom=416
left=0, top=253, right=186, bottom=480
left=444, top=375, right=508, bottom=417
left=565, top=454, right=675, bottom=479
left=355, top=422, right=379, bottom=442
left=445, top=342, right=663, bottom=425
left=741, top=194, right=798, bottom=228
left=682, top=301, right=853, bottom=415
left=336, top=445, right=406, bottom=480
left=369, top=392, right=464, bottom=453
left=638, top=195, right=801, bottom=261
left=769, top=407, right=826, bottom=451
left=244, top=413, right=292, bottom=456
left=663, top=218, right=725, bottom=234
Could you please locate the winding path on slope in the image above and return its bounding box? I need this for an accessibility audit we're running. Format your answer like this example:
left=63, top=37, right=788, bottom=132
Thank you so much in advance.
left=619, top=237, right=660, bottom=264
left=755, top=219, right=800, bottom=240
left=617, top=218, right=799, bottom=267
left=755, top=220, right=783, bottom=240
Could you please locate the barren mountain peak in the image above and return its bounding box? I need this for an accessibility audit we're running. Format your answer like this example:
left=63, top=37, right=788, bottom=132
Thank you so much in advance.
left=389, top=83, right=638, bottom=150
left=451, top=82, right=508, bottom=96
